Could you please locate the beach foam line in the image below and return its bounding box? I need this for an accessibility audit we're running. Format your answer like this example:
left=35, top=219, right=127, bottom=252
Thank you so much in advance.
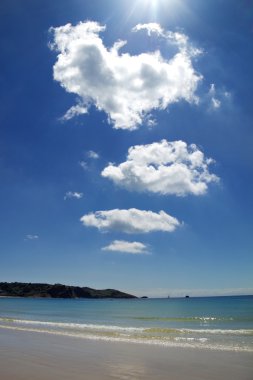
left=0, top=317, right=145, bottom=333
left=0, top=323, right=252, bottom=353
left=130, top=316, right=243, bottom=323
left=144, top=327, right=253, bottom=336
left=183, top=328, right=253, bottom=335
left=1, top=317, right=252, bottom=336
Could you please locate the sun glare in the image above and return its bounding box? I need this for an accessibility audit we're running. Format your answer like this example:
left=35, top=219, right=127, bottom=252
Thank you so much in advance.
left=112, top=0, right=185, bottom=37
left=142, top=0, right=158, bottom=7
left=137, top=0, right=181, bottom=20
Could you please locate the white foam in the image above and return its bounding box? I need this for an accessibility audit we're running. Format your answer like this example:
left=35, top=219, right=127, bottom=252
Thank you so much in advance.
left=182, top=328, right=253, bottom=335
left=0, top=318, right=145, bottom=333
left=193, top=317, right=233, bottom=321
left=1, top=318, right=252, bottom=336
left=0, top=323, right=252, bottom=353
left=175, top=337, right=208, bottom=342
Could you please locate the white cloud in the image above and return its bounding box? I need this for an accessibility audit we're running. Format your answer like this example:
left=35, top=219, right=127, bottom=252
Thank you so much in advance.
left=79, top=161, right=88, bottom=170
left=50, top=21, right=202, bottom=130
left=64, top=191, right=83, bottom=200
left=132, top=23, right=164, bottom=37
left=211, top=97, right=221, bottom=109
left=87, top=150, right=99, bottom=159
left=62, top=103, right=88, bottom=121
left=25, top=235, right=39, bottom=240
left=102, top=140, right=219, bottom=196
left=102, top=240, right=149, bottom=254
left=80, top=208, right=180, bottom=234
left=208, top=83, right=221, bottom=109
left=146, top=118, right=157, bottom=128
left=132, top=23, right=200, bottom=56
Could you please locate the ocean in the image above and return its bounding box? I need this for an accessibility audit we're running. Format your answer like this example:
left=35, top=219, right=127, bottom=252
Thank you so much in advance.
left=0, top=296, right=252, bottom=352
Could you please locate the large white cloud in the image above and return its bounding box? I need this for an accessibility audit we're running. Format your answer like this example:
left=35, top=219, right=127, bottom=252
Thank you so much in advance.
left=102, top=240, right=148, bottom=254
left=80, top=208, right=180, bottom=234
left=101, top=140, right=219, bottom=196
left=50, top=21, right=202, bottom=130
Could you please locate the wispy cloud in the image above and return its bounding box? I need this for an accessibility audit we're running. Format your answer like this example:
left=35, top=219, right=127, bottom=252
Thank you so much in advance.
left=50, top=21, right=202, bottom=130
left=87, top=150, right=99, bottom=159
left=102, top=240, right=149, bottom=254
left=64, top=191, right=83, bottom=200
left=132, top=23, right=201, bottom=56
left=79, top=161, right=88, bottom=170
left=25, top=234, right=39, bottom=241
left=102, top=140, right=219, bottom=196
left=62, top=103, right=88, bottom=121
left=208, top=83, right=221, bottom=109
left=206, top=83, right=232, bottom=111
left=132, top=23, right=164, bottom=37
left=80, top=208, right=181, bottom=234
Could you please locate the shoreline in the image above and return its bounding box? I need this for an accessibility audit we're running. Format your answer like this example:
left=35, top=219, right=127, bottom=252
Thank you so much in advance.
left=0, top=328, right=252, bottom=380
left=0, top=323, right=252, bottom=353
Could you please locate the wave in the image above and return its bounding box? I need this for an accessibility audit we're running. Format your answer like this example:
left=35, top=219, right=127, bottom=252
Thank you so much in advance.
left=0, top=318, right=253, bottom=337
left=144, top=327, right=253, bottom=336
left=132, top=316, right=239, bottom=322
left=0, top=322, right=252, bottom=353
left=0, top=318, right=144, bottom=333
left=1, top=317, right=253, bottom=336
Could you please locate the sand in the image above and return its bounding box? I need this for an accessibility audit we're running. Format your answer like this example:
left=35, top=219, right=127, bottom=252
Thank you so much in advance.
left=0, top=327, right=252, bottom=380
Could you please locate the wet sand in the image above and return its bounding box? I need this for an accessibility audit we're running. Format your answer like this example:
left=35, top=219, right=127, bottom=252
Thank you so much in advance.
left=0, top=327, right=252, bottom=380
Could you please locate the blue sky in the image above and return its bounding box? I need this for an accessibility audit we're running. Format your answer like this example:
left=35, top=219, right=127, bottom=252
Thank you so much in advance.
left=0, top=0, right=252, bottom=297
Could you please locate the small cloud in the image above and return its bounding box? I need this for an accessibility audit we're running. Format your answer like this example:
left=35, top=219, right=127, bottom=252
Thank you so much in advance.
left=102, top=240, right=149, bottom=254
left=204, top=83, right=232, bottom=111
left=224, top=91, right=231, bottom=98
left=79, top=161, right=88, bottom=170
left=211, top=97, right=221, bottom=109
left=80, top=208, right=181, bottom=234
left=209, top=83, right=216, bottom=96
left=87, top=150, right=99, bottom=159
left=146, top=118, right=157, bottom=128
left=102, top=140, right=219, bottom=197
left=132, top=23, right=164, bottom=37
left=208, top=83, right=221, bottom=110
left=64, top=191, right=83, bottom=200
left=62, top=103, right=88, bottom=121
left=25, top=234, right=39, bottom=241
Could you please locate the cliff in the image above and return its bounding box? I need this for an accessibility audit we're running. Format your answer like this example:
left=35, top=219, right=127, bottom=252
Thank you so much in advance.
left=0, top=282, right=136, bottom=299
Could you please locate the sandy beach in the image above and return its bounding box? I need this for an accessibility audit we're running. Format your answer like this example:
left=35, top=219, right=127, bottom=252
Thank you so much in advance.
left=0, top=327, right=252, bottom=380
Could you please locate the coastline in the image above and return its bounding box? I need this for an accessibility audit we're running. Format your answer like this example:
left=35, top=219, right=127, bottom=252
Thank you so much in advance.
left=1, top=328, right=252, bottom=380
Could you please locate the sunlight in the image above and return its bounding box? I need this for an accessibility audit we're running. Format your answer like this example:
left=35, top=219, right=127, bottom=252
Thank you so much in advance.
left=136, top=0, right=183, bottom=21
left=142, top=0, right=158, bottom=4
left=115, top=0, right=186, bottom=30
left=141, top=0, right=159, bottom=10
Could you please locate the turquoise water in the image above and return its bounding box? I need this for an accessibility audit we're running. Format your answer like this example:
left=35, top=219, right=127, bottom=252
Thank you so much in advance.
left=0, top=296, right=252, bottom=351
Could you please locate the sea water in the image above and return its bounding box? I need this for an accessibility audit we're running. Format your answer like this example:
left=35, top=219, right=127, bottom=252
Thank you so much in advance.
left=0, top=296, right=252, bottom=352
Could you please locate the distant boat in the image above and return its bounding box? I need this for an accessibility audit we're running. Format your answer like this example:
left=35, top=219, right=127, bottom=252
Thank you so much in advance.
left=185, top=295, right=190, bottom=298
